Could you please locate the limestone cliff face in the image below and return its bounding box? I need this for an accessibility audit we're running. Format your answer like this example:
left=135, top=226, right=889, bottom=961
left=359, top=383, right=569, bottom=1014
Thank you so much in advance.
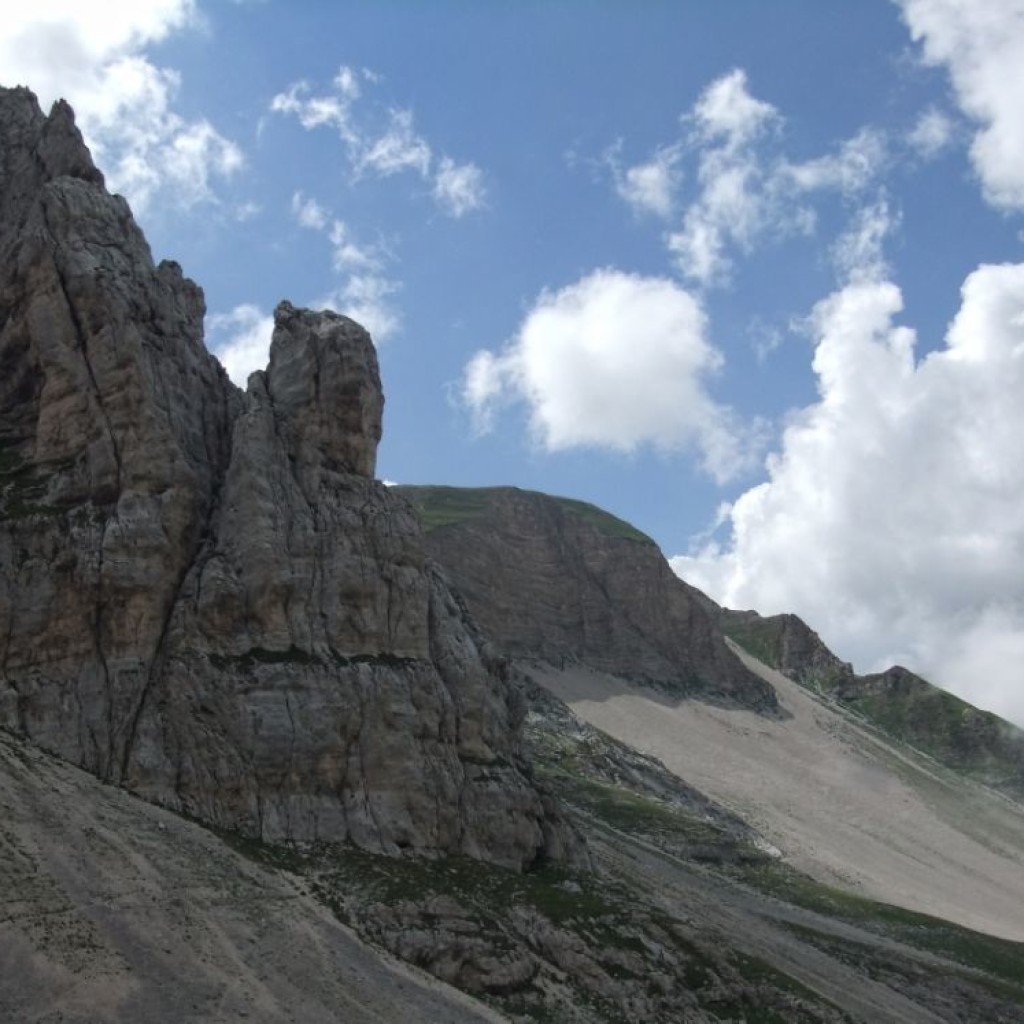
left=397, top=486, right=777, bottom=711
left=0, top=87, right=572, bottom=869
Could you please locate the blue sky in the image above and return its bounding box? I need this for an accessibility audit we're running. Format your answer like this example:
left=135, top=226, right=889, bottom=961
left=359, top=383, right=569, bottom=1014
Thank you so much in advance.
left=5, top=1, right=1024, bottom=725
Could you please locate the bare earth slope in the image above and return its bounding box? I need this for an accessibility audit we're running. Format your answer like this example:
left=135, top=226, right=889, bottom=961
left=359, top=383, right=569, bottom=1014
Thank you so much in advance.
left=532, top=642, right=1024, bottom=942
left=0, top=730, right=506, bottom=1024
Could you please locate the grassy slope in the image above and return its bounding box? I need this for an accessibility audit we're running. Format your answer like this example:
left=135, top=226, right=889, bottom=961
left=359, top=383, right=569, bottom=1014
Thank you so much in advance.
left=397, top=484, right=655, bottom=545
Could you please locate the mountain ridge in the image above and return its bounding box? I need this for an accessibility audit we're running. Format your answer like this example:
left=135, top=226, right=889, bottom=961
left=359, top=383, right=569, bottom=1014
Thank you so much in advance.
left=398, top=483, right=778, bottom=712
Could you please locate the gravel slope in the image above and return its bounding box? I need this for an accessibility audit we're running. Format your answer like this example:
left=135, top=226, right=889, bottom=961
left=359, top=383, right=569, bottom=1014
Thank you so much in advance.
left=0, top=732, right=507, bottom=1024
left=532, top=643, right=1024, bottom=942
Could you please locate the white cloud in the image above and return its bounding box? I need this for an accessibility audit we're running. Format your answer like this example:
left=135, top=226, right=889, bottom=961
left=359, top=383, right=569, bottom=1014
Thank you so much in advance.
left=271, top=68, right=485, bottom=218
left=0, top=4, right=242, bottom=214
left=357, top=108, right=431, bottom=178
left=207, top=303, right=274, bottom=386
left=284, top=192, right=400, bottom=341
left=830, top=199, right=898, bottom=283
left=898, top=0, right=1024, bottom=209
left=907, top=106, right=955, bottom=159
left=462, top=268, right=761, bottom=482
left=614, top=144, right=683, bottom=218
left=433, top=157, right=487, bottom=217
left=675, top=262, right=1024, bottom=727
left=291, top=190, right=330, bottom=231
left=327, top=219, right=381, bottom=272
left=631, top=70, right=885, bottom=288
left=269, top=79, right=359, bottom=143
left=784, top=128, right=888, bottom=194
left=692, top=68, right=778, bottom=145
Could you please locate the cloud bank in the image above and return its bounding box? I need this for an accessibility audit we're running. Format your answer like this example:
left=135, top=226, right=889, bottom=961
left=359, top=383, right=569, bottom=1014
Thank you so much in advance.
left=898, top=0, right=1024, bottom=210
left=675, top=261, right=1024, bottom=727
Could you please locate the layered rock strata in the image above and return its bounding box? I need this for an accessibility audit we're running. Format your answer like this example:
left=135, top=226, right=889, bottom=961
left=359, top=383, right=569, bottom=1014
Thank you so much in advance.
left=0, top=87, right=570, bottom=869
left=397, top=485, right=777, bottom=711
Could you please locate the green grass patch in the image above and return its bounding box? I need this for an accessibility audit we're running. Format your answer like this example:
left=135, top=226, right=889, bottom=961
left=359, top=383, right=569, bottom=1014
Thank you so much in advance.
left=542, top=768, right=743, bottom=854
left=398, top=484, right=654, bottom=545
left=720, top=620, right=780, bottom=671
left=549, top=496, right=654, bottom=545
left=397, top=485, right=492, bottom=531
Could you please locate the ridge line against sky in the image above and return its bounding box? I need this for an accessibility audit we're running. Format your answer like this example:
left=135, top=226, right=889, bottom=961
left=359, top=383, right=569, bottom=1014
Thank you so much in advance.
left=2, top=0, right=1024, bottom=726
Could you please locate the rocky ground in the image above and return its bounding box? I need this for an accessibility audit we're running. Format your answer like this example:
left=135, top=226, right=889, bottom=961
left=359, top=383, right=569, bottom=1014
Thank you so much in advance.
left=5, top=672, right=1024, bottom=1023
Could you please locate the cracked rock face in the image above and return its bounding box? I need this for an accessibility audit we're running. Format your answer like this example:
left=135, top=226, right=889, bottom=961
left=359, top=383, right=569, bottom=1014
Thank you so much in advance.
left=0, top=87, right=572, bottom=870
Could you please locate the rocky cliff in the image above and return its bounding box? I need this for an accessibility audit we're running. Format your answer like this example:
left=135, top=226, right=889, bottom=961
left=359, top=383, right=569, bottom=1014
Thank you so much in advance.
left=0, top=87, right=573, bottom=869
left=396, top=485, right=777, bottom=711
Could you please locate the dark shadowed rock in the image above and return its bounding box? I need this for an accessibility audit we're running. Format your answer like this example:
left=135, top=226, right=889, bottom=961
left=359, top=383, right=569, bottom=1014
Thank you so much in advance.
left=396, top=485, right=777, bottom=711
left=0, top=87, right=577, bottom=870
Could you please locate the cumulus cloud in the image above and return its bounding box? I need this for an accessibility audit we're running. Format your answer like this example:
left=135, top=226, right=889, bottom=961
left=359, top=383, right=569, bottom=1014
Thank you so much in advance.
left=614, top=70, right=887, bottom=287
left=271, top=68, right=486, bottom=217
left=462, top=268, right=761, bottom=482
left=0, top=3, right=243, bottom=213
left=207, top=303, right=274, bottom=386
left=898, top=0, right=1024, bottom=209
left=674, top=261, right=1024, bottom=727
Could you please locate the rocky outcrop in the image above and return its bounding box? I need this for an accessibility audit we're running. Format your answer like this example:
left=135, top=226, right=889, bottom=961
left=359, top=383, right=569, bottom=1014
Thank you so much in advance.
left=396, top=486, right=777, bottom=711
left=0, top=86, right=574, bottom=869
left=717, top=609, right=854, bottom=693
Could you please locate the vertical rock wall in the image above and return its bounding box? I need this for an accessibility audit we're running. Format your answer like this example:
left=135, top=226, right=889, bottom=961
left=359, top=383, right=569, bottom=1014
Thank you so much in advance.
left=0, top=87, right=573, bottom=870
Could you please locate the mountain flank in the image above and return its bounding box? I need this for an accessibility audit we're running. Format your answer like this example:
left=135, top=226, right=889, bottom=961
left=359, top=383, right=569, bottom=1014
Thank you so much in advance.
left=397, top=484, right=777, bottom=711
left=719, top=608, right=1024, bottom=800
left=400, top=484, right=1024, bottom=943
